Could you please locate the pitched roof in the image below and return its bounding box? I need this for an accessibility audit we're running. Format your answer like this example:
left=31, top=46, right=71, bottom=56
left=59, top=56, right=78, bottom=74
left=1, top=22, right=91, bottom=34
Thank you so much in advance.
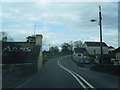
left=27, top=36, right=35, bottom=39
left=85, top=42, right=108, bottom=47
left=114, top=47, right=120, bottom=52
left=74, top=48, right=87, bottom=53
left=108, top=46, right=115, bottom=49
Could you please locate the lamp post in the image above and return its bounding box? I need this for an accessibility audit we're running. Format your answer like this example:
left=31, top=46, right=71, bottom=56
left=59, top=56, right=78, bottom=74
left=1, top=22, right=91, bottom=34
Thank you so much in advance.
left=49, top=44, right=50, bottom=51
left=91, top=6, right=103, bottom=64
left=71, top=41, right=73, bottom=59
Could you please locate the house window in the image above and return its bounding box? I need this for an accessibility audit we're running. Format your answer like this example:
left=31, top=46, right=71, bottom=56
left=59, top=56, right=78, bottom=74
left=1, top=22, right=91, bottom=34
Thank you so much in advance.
left=94, top=50, right=96, bottom=55
left=78, top=54, right=81, bottom=56
left=116, top=56, right=118, bottom=60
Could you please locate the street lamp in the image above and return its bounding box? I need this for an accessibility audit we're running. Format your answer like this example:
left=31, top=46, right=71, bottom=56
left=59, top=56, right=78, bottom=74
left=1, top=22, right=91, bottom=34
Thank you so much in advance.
left=49, top=44, right=50, bottom=51
left=71, top=41, right=73, bottom=59
left=91, top=6, right=103, bottom=64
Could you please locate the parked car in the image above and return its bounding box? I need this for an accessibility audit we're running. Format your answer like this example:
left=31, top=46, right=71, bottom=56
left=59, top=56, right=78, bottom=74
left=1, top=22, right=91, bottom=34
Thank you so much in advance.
left=79, top=59, right=90, bottom=64
left=79, top=60, right=85, bottom=64
left=85, top=60, right=90, bottom=64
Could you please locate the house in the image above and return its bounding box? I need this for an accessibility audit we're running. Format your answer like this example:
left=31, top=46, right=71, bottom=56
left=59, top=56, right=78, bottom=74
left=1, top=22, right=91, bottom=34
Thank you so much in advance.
left=108, top=46, right=115, bottom=53
left=83, top=42, right=108, bottom=55
left=73, top=48, right=90, bottom=63
left=26, top=36, right=36, bottom=42
left=73, top=48, right=87, bottom=57
left=115, top=47, right=120, bottom=65
left=107, top=52, right=116, bottom=64
left=108, top=47, right=120, bottom=65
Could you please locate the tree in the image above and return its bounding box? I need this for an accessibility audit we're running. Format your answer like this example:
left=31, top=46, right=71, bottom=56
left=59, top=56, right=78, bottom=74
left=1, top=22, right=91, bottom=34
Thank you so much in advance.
left=0, top=31, right=14, bottom=42
left=49, top=46, right=59, bottom=52
left=73, top=40, right=83, bottom=48
left=61, top=43, right=71, bottom=53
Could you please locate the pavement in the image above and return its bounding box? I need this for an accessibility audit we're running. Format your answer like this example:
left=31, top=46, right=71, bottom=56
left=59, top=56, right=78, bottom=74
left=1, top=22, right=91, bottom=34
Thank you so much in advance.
left=78, top=63, right=96, bottom=69
left=12, top=55, right=120, bottom=89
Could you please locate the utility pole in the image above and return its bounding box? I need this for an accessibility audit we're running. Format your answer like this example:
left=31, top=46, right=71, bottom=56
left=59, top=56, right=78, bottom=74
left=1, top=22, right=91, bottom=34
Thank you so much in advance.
left=91, top=6, right=103, bottom=64
left=99, top=6, right=103, bottom=64
left=49, top=44, right=50, bottom=51
left=71, top=41, right=73, bottom=59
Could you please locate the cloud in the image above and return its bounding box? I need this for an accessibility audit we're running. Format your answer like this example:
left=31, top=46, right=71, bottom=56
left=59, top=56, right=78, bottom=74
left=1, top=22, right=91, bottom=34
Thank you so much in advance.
left=1, top=2, right=118, bottom=50
left=34, top=2, right=118, bottom=31
left=2, top=2, right=118, bottom=31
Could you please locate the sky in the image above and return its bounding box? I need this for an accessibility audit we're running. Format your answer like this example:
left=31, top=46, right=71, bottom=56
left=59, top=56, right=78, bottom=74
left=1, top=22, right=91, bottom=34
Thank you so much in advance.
left=0, top=1, right=119, bottom=50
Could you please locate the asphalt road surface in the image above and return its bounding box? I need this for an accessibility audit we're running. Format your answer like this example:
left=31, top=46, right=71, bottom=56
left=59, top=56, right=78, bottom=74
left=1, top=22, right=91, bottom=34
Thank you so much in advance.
left=0, top=68, right=2, bottom=89
left=17, top=55, right=119, bottom=89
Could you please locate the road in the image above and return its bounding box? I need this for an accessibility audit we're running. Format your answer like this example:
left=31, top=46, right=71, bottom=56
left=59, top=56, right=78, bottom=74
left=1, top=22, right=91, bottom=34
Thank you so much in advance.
left=0, top=68, right=2, bottom=89
left=17, top=55, right=119, bottom=89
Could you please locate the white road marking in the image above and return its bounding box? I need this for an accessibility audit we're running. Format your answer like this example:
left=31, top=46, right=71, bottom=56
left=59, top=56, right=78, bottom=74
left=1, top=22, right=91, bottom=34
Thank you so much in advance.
left=58, top=61, right=87, bottom=89
left=17, top=56, right=95, bottom=89
left=71, top=71, right=95, bottom=89
left=58, top=59, right=96, bottom=90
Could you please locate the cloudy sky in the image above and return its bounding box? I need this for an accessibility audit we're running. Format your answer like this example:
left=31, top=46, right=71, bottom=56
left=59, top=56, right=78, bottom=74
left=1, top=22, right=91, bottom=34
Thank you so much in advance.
left=0, top=1, right=118, bottom=50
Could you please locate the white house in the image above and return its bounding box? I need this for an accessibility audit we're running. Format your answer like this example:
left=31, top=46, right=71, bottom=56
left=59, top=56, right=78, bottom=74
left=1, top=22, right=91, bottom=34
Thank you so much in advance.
left=73, top=48, right=87, bottom=58
left=83, top=42, right=108, bottom=55
left=73, top=48, right=90, bottom=63
left=115, top=47, right=120, bottom=65
left=108, top=46, right=115, bottom=52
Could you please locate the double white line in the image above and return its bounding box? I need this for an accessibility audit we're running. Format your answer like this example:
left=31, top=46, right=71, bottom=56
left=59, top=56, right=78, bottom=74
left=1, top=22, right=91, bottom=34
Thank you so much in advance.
left=58, top=60, right=96, bottom=90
